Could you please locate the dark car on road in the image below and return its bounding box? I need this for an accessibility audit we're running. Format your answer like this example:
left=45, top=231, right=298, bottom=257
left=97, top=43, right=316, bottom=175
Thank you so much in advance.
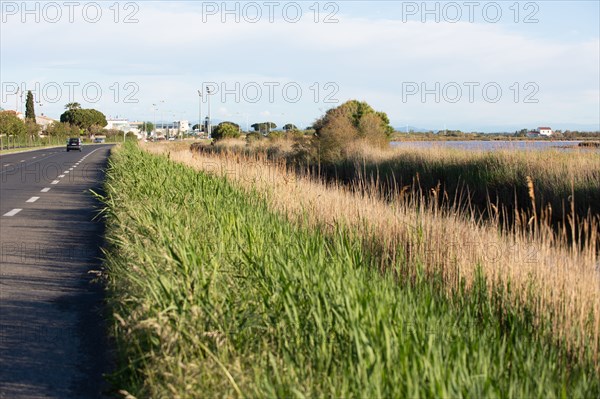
left=67, top=137, right=82, bottom=152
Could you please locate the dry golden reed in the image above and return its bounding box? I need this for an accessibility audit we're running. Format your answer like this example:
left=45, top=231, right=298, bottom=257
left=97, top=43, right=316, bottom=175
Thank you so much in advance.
left=145, top=142, right=600, bottom=366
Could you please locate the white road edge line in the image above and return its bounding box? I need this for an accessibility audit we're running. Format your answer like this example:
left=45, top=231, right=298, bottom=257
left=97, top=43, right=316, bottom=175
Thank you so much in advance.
left=41, top=187, right=51, bottom=193
left=26, top=196, right=40, bottom=203
left=3, top=209, right=22, bottom=217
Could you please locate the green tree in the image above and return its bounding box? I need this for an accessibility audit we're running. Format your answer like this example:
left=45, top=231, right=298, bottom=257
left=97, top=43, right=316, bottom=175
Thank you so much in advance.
left=46, top=121, right=78, bottom=138
left=312, top=100, right=393, bottom=162
left=60, top=108, right=107, bottom=135
left=24, top=119, right=40, bottom=142
left=212, top=122, right=241, bottom=141
left=251, top=122, right=276, bottom=134
left=283, top=123, right=298, bottom=131
left=25, top=91, right=35, bottom=121
left=141, top=121, right=154, bottom=135
left=314, top=100, right=393, bottom=140
left=514, top=128, right=529, bottom=137
left=65, top=102, right=81, bottom=111
left=0, top=111, right=27, bottom=148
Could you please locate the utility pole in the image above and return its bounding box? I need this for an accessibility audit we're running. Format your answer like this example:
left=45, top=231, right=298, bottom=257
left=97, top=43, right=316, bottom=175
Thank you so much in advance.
left=197, top=90, right=203, bottom=137
left=160, top=101, right=165, bottom=139
left=152, top=104, right=157, bottom=138
left=206, top=87, right=212, bottom=138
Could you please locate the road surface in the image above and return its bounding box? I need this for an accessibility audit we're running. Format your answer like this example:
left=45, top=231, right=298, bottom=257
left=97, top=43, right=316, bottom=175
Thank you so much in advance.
left=0, top=145, right=113, bottom=398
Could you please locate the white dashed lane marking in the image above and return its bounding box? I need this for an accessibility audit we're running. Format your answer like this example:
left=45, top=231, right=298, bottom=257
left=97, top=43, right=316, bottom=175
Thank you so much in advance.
left=26, top=197, right=40, bottom=203
left=58, top=175, right=65, bottom=178
left=3, top=209, right=22, bottom=217
left=51, top=180, right=60, bottom=185
left=41, top=188, right=51, bottom=193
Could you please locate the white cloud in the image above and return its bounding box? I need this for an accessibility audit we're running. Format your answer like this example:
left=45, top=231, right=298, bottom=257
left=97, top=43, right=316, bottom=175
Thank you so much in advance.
left=1, top=2, right=597, bottom=130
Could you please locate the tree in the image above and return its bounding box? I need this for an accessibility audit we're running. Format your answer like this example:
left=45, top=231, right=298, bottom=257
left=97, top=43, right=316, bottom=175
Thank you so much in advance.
left=103, top=129, right=124, bottom=138
left=46, top=121, right=79, bottom=138
left=513, top=128, right=528, bottom=137
left=312, top=100, right=394, bottom=162
left=60, top=108, right=107, bottom=135
left=0, top=111, right=27, bottom=143
left=65, top=102, right=81, bottom=110
left=251, top=122, right=276, bottom=134
left=283, top=123, right=298, bottom=131
left=25, top=91, right=35, bottom=121
left=314, top=106, right=359, bottom=162
left=212, top=122, right=241, bottom=141
left=314, top=100, right=393, bottom=141
left=141, top=121, right=154, bottom=135
left=24, top=119, right=40, bottom=142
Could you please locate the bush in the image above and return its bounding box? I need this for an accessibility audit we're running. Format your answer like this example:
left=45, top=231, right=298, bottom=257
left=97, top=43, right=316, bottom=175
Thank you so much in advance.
left=245, top=132, right=261, bottom=143
left=267, top=131, right=284, bottom=141
left=212, top=122, right=241, bottom=141
left=312, top=100, right=393, bottom=162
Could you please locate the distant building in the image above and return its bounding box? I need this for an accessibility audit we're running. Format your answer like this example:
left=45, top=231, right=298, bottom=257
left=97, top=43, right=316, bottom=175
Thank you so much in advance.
left=527, top=131, right=540, bottom=138
left=538, top=127, right=553, bottom=136
left=105, top=118, right=148, bottom=139
left=155, top=120, right=190, bottom=137
left=105, top=118, right=133, bottom=132
left=36, top=114, right=57, bottom=131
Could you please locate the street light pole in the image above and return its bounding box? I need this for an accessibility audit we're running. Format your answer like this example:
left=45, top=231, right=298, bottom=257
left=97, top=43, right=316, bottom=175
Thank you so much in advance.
left=160, top=101, right=165, bottom=139
left=152, top=104, right=157, bottom=138
left=206, top=87, right=212, bottom=138
left=197, top=90, right=203, bottom=138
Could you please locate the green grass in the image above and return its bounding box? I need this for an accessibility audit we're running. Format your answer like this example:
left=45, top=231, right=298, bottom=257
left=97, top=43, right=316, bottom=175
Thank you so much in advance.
left=99, top=142, right=599, bottom=398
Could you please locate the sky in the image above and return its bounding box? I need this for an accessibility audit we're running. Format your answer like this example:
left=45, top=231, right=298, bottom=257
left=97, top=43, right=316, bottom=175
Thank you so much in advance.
left=1, top=0, right=599, bottom=132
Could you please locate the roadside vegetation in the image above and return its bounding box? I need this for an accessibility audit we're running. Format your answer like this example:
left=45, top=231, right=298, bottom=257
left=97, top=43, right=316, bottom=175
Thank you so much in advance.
left=197, top=129, right=600, bottom=231
left=99, top=142, right=599, bottom=397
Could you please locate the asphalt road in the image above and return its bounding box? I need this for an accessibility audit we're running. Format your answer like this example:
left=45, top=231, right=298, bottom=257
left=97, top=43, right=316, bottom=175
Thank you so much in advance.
left=0, top=144, right=113, bottom=398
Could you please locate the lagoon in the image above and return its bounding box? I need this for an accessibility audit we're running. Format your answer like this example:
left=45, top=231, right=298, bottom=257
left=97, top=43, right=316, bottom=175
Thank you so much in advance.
left=389, top=140, right=593, bottom=151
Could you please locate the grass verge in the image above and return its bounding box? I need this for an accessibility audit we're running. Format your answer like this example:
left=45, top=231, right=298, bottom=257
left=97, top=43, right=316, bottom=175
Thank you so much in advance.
left=100, top=142, right=599, bottom=398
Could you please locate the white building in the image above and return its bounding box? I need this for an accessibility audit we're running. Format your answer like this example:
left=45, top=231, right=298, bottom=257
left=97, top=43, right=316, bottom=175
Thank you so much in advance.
left=155, top=120, right=190, bottom=137
left=36, top=114, right=58, bottom=130
left=105, top=118, right=146, bottom=139
left=539, top=127, right=553, bottom=136
left=105, top=118, right=133, bottom=132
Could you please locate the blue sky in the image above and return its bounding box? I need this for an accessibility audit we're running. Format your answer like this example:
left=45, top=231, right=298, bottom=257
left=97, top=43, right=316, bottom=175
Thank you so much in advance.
left=1, top=1, right=599, bottom=132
